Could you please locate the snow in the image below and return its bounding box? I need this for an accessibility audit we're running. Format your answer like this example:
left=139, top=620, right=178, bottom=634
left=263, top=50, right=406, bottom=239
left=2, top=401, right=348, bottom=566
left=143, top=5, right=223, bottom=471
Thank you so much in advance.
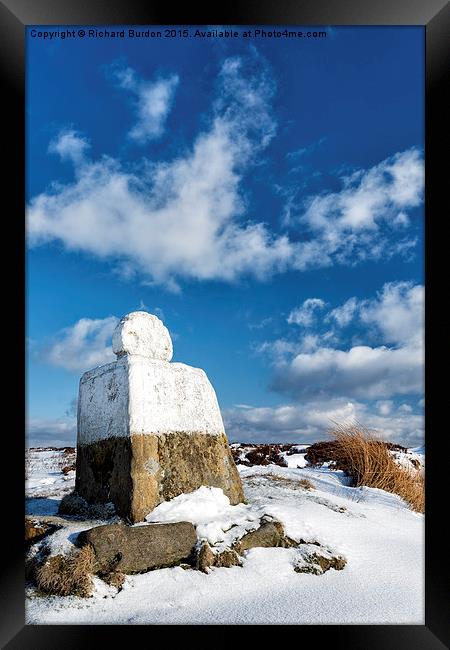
left=283, top=452, right=308, bottom=468
left=26, top=448, right=75, bottom=500
left=411, top=444, right=425, bottom=455
left=78, top=354, right=226, bottom=444
left=25, top=445, right=424, bottom=625
left=145, top=486, right=264, bottom=549
left=112, top=311, right=173, bottom=361
left=390, top=448, right=425, bottom=474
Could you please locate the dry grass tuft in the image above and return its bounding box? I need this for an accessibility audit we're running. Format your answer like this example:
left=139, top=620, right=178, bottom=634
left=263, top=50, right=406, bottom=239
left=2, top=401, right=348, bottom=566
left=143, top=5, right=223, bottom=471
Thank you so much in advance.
left=100, top=571, right=125, bottom=589
left=298, top=478, right=315, bottom=491
left=329, top=423, right=424, bottom=513
left=259, top=474, right=315, bottom=491
left=36, top=545, right=95, bottom=597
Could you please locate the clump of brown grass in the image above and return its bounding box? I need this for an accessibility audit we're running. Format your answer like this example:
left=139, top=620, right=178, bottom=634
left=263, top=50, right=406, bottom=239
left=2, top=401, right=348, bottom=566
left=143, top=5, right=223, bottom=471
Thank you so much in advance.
left=100, top=571, right=125, bottom=590
left=259, top=473, right=315, bottom=490
left=329, top=423, right=424, bottom=513
left=35, top=545, right=95, bottom=597
left=298, top=478, right=315, bottom=491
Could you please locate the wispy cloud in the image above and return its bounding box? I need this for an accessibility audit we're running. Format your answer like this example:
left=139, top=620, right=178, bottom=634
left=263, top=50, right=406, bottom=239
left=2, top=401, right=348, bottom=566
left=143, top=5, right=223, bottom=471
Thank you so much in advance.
left=286, top=136, right=326, bottom=161
left=41, top=316, right=118, bottom=372
left=326, top=297, right=359, bottom=328
left=287, top=298, right=326, bottom=327
left=48, top=128, right=90, bottom=165
left=248, top=316, right=273, bottom=330
left=300, top=148, right=423, bottom=232
left=108, top=63, right=179, bottom=144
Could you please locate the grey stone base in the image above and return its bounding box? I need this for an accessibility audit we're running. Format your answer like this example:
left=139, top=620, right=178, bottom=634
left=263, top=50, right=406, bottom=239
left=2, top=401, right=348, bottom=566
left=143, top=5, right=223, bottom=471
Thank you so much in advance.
left=76, top=432, right=245, bottom=522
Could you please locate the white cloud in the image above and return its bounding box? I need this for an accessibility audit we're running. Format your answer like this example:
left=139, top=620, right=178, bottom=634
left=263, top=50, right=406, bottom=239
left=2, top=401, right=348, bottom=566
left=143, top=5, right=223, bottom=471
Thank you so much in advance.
left=48, top=129, right=90, bottom=165
left=326, top=297, right=359, bottom=328
left=27, top=53, right=424, bottom=289
left=110, top=64, right=179, bottom=143
left=224, top=399, right=357, bottom=443
left=261, top=281, right=424, bottom=401
left=376, top=400, right=394, bottom=416
left=42, top=316, right=118, bottom=372
left=28, top=54, right=295, bottom=288
left=223, top=398, right=424, bottom=446
left=289, top=148, right=423, bottom=271
left=359, top=281, right=424, bottom=346
left=272, top=344, right=423, bottom=400
left=325, top=281, right=424, bottom=346
left=26, top=417, right=77, bottom=447
left=287, top=298, right=326, bottom=327
left=301, top=148, right=423, bottom=233
left=256, top=339, right=301, bottom=363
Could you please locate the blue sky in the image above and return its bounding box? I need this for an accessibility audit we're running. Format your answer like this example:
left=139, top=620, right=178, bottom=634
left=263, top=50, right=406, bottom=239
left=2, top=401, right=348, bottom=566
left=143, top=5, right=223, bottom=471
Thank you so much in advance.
left=26, top=26, right=424, bottom=447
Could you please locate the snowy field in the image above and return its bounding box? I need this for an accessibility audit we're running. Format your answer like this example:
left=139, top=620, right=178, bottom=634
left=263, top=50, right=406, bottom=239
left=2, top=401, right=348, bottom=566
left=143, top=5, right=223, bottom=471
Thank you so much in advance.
left=25, top=445, right=425, bottom=625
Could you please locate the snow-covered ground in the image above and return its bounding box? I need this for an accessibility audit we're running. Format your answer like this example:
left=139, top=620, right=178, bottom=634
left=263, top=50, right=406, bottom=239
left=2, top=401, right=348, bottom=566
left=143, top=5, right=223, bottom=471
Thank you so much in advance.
left=26, top=448, right=76, bottom=515
left=25, top=445, right=424, bottom=625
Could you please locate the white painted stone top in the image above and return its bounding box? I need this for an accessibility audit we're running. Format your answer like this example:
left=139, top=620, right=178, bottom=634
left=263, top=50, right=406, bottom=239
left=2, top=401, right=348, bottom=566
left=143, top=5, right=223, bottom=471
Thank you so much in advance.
left=112, top=311, right=173, bottom=361
left=77, top=311, right=225, bottom=445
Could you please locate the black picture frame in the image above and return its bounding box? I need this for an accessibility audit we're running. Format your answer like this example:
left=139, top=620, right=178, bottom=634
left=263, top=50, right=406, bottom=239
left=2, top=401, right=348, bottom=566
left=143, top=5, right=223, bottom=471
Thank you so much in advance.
left=3, top=0, right=449, bottom=645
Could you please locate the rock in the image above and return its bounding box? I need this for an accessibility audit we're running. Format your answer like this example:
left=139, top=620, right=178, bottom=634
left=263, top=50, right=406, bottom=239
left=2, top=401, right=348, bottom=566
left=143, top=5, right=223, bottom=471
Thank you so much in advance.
left=214, top=549, right=241, bottom=568
left=58, top=492, right=116, bottom=519
left=58, top=492, right=89, bottom=516
left=76, top=310, right=244, bottom=523
left=100, top=571, right=125, bottom=589
left=195, top=541, right=242, bottom=572
left=196, top=540, right=216, bottom=572
left=77, top=521, right=197, bottom=574
left=234, top=518, right=286, bottom=553
left=294, top=545, right=347, bottom=574
left=61, top=463, right=76, bottom=475
left=25, top=518, right=57, bottom=545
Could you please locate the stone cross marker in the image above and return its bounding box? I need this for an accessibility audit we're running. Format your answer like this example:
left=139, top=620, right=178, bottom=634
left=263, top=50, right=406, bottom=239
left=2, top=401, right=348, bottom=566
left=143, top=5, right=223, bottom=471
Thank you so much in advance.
left=76, top=311, right=244, bottom=522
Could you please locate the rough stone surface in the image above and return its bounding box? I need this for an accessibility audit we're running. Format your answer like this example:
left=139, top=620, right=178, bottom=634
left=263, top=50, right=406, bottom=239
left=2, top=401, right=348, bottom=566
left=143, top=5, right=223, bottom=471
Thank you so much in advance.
left=25, top=518, right=57, bottom=545
left=77, top=522, right=197, bottom=574
left=294, top=546, right=347, bottom=574
left=58, top=491, right=117, bottom=519
left=195, top=541, right=242, bottom=572
left=76, top=310, right=244, bottom=522
left=196, top=541, right=216, bottom=573
left=234, top=519, right=286, bottom=553
left=75, top=437, right=133, bottom=517
left=214, top=549, right=242, bottom=568
left=154, top=432, right=244, bottom=506
left=112, top=311, right=173, bottom=361
left=76, top=432, right=244, bottom=522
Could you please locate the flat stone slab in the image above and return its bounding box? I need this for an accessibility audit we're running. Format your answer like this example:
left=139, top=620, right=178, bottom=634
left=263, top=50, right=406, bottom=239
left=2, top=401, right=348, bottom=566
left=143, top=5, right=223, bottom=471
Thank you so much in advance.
left=77, top=521, right=197, bottom=574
